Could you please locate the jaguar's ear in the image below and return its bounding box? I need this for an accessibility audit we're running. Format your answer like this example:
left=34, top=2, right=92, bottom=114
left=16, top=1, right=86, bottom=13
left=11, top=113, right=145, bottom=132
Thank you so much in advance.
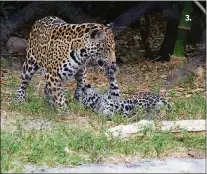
left=90, top=29, right=105, bottom=40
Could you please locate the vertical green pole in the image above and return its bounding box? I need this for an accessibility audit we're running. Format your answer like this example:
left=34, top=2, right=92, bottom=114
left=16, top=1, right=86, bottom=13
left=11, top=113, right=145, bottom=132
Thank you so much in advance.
left=173, top=1, right=193, bottom=59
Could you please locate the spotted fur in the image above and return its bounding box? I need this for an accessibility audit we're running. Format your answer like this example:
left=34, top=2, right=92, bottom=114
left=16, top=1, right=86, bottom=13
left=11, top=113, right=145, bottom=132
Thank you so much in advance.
left=74, top=67, right=170, bottom=119
left=13, top=16, right=116, bottom=111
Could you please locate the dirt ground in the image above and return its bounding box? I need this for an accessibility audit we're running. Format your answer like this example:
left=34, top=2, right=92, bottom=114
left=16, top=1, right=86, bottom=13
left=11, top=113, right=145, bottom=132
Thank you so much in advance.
left=1, top=56, right=206, bottom=130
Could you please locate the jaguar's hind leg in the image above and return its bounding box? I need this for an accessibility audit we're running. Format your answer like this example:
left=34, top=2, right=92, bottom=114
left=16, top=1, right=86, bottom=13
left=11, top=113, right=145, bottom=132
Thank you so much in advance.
left=44, top=80, right=54, bottom=106
left=13, top=56, right=39, bottom=104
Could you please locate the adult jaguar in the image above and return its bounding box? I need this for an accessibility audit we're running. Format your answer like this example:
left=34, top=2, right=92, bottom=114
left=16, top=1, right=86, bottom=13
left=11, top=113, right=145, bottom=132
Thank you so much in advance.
left=13, top=16, right=116, bottom=111
left=74, top=65, right=170, bottom=120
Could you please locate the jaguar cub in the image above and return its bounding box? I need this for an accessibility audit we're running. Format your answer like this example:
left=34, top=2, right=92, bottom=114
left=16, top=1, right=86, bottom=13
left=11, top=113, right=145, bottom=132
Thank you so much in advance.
left=13, top=16, right=116, bottom=111
left=74, top=66, right=170, bottom=120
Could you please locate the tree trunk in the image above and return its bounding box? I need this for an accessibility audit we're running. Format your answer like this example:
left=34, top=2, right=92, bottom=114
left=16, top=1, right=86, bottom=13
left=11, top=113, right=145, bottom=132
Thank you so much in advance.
left=156, top=18, right=179, bottom=61
left=173, top=1, right=193, bottom=59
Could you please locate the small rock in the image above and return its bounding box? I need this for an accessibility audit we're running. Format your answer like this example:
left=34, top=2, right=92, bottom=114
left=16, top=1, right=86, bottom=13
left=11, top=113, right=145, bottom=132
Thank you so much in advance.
left=195, top=66, right=204, bottom=78
left=160, top=75, right=167, bottom=79
left=6, top=37, right=27, bottom=55
left=64, top=147, right=70, bottom=153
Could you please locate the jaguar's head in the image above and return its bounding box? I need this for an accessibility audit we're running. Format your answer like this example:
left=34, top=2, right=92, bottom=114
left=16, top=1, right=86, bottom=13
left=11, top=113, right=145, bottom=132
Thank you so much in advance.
left=86, top=23, right=116, bottom=69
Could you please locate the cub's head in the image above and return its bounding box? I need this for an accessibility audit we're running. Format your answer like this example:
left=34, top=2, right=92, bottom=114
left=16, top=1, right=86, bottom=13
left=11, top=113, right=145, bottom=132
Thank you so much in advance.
left=85, top=23, right=116, bottom=68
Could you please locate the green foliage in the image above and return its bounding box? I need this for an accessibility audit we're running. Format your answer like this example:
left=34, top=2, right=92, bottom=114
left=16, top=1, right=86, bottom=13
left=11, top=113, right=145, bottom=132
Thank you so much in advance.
left=9, top=91, right=57, bottom=118
left=177, top=73, right=196, bottom=89
left=168, top=93, right=205, bottom=120
left=168, top=89, right=176, bottom=97
left=1, top=56, right=11, bottom=69
left=151, top=84, right=161, bottom=96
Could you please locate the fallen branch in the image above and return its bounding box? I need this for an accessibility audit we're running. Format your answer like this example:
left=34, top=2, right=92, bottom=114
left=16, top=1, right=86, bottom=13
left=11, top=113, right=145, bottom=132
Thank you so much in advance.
left=106, top=119, right=205, bottom=139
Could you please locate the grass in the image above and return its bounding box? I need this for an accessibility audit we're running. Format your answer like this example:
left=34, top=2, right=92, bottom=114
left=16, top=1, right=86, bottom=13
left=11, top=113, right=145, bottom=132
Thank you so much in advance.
left=1, top=56, right=12, bottom=69
left=168, top=93, right=205, bottom=120
left=1, top=68, right=206, bottom=172
left=176, top=73, right=196, bottom=89
left=1, top=122, right=205, bottom=172
left=8, top=86, right=58, bottom=119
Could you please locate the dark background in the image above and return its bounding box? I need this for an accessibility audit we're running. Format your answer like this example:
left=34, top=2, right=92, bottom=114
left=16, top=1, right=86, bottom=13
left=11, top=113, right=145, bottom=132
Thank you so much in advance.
left=1, top=1, right=206, bottom=62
